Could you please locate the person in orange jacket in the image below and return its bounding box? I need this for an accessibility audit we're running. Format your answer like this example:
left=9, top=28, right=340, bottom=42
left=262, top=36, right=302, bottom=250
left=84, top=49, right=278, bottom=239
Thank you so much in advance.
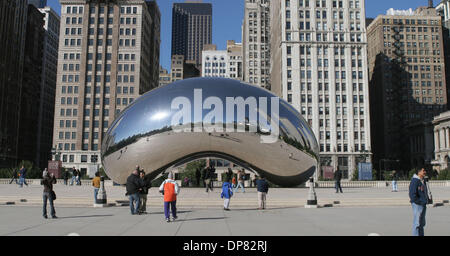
left=159, top=172, right=180, bottom=222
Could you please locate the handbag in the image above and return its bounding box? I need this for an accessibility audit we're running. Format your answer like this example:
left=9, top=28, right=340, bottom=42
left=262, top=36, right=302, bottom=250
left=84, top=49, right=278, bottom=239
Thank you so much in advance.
left=50, top=190, right=57, bottom=201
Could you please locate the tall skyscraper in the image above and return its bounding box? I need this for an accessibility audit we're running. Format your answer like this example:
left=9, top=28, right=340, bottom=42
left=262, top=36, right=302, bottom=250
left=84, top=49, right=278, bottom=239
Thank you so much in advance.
left=54, top=0, right=160, bottom=175
left=270, top=0, right=372, bottom=179
left=242, top=0, right=271, bottom=90
left=19, top=4, right=45, bottom=166
left=436, top=0, right=450, bottom=110
left=171, top=1, right=212, bottom=67
left=28, top=0, right=47, bottom=8
left=367, top=6, right=447, bottom=170
left=0, top=0, right=28, bottom=167
left=36, top=6, right=60, bottom=169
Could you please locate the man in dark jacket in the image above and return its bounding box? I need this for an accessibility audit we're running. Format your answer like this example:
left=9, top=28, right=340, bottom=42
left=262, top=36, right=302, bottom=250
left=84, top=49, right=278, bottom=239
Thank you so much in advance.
left=19, top=165, right=28, bottom=187
left=334, top=169, right=343, bottom=193
left=195, top=167, right=201, bottom=187
left=42, top=170, right=57, bottom=219
left=255, top=176, right=269, bottom=210
left=204, top=166, right=213, bottom=192
left=138, top=170, right=151, bottom=214
left=409, top=168, right=429, bottom=236
left=126, top=169, right=145, bottom=215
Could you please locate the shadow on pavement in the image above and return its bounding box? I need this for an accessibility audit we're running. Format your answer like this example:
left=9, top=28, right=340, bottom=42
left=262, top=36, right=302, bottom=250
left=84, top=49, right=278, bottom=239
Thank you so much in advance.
left=58, top=214, right=114, bottom=219
left=175, top=216, right=227, bottom=222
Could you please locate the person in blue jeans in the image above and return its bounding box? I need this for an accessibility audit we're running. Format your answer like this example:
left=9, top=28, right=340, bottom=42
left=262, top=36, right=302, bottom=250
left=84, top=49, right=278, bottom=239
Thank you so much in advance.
left=391, top=170, right=399, bottom=192
left=69, top=167, right=77, bottom=185
left=409, top=167, right=429, bottom=236
left=233, top=170, right=245, bottom=193
left=18, top=165, right=28, bottom=187
left=125, top=169, right=144, bottom=215
left=42, top=170, right=57, bottom=219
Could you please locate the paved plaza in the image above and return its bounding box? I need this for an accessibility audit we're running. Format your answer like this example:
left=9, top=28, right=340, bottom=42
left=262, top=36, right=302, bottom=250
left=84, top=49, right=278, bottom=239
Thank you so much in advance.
left=0, top=183, right=449, bottom=236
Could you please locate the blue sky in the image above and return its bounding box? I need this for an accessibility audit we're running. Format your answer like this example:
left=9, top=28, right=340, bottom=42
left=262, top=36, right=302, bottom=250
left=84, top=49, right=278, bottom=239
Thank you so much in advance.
left=48, top=0, right=435, bottom=71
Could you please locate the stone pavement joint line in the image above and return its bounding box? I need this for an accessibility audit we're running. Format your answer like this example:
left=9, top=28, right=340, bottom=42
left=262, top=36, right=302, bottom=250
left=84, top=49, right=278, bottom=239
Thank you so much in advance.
left=0, top=184, right=450, bottom=208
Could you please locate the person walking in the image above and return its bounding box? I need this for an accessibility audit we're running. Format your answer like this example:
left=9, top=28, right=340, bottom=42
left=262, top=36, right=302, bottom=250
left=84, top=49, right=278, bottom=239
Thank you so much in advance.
left=126, top=169, right=144, bottom=215
left=231, top=175, right=237, bottom=190
left=42, top=169, right=57, bottom=219
left=92, top=171, right=101, bottom=203
left=9, top=169, right=19, bottom=184
left=334, top=169, right=343, bottom=193
left=255, top=176, right=269, bottom=210
left=69, top=167, right=77, bottom=186
left=409, top=168, right=430, bottom=236
left=139, top=170, right=151, bottom=214
left=234, top=170, right=245, bottom=193
left=221, top=178, right=233, bottom=211
left=159, top=172, right=180, bottom=222
left=76, top=169, right=82, bottom=186
left=392, top=170, right=399, bottom=192
left=18, top=165, right=28, bottom=187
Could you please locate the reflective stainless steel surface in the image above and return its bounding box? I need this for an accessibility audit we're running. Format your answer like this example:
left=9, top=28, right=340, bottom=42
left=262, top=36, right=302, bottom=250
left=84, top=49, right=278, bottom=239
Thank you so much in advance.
left=101, top=78, right=319, bottom=187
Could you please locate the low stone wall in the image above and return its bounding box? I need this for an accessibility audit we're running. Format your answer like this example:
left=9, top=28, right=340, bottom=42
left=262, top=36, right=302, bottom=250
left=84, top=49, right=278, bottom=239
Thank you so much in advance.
left=312, top=180, right=450, bottom=188
left=2, top=179, right=450, bottom=188
left=0, top=179, right=116, bottom=187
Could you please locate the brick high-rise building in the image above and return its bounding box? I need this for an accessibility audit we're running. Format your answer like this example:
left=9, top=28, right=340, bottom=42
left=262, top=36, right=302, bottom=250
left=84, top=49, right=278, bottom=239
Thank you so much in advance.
left=54, top=0, right=160, bottom=175
left=171, top=1, right=212, bottom=67
left=270, top=0, right=372, bottom=180
left=368, top=6, right=447, bottom=170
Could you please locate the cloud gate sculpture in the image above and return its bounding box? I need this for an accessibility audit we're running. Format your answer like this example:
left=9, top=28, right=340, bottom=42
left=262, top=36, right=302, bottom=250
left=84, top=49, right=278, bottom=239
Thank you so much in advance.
left=101, top=78, right=319, bottom=187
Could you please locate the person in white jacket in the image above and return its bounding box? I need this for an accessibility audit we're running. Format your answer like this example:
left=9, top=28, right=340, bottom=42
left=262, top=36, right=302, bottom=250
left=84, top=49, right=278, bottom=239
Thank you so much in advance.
left=159, top=172, right=180, bottom=222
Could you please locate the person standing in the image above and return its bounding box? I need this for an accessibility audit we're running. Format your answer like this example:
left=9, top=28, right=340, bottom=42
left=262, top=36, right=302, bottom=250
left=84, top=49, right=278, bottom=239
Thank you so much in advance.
left=392, top=170, right=399, bottom=192
left=42, top=170, right=57, bottom=219
left=139, top=170, right=151, bottom=214
left=255, top=176, right=269, bottom=210
left=208, top=164, right=216, bottom=191
left=409, top=168, right=430, bottom=236
left=226, top=168, right=233, bottom=183
left=9, top=169, right=19, bottom=184
left=334, top=169, right=343, bottom=193
left=63, top=170, right=69, bottom=185
left=126, top=169, right=144, bottom=215
left=159, top=172, right=180, bottom=222
left=18, top=165, right=28, bottom=187
left=202, top=166, right=207, bottom=188
left=195, top=167, right=201, bottom=187
left=204, top=166, right=212, bottom=192
left=92, top=172, right=101, bottom=203
left=221, top=179, right=233, bottom=211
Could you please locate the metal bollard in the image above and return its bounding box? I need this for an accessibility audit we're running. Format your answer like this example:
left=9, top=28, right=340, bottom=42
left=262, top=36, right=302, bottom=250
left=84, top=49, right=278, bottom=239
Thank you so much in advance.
left=305, top=177, right=318, bottom=208
left=94, top=176, right=107, bottom=207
